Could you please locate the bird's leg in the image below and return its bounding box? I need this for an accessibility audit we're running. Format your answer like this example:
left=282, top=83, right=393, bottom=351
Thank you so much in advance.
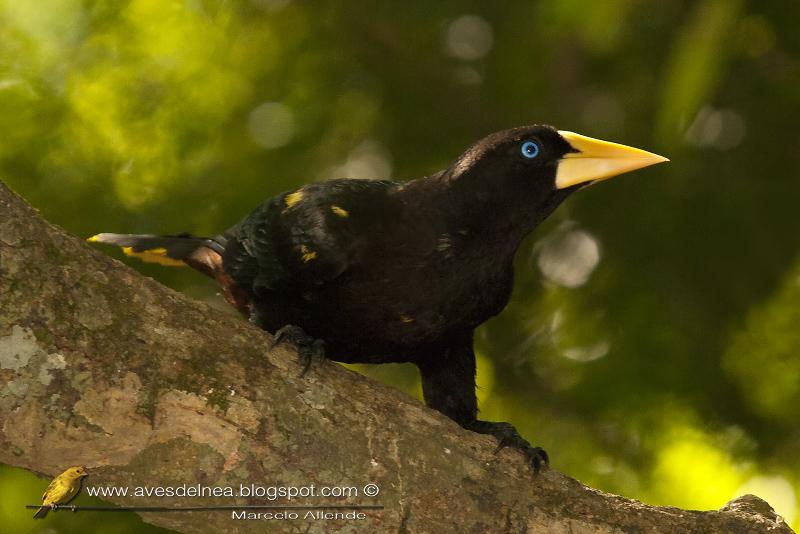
left=464, top=420, right=549, bottom=472
left=417, top=333, right=549, bottom=474
left=248, top=307, right=326, bottom=376
left=269, top=324, right=326, bottom=376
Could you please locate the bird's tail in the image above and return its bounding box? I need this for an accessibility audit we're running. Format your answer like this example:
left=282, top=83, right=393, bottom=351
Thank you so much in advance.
left=33, top=506, right=49, bottom=519
left=87, top=233, right=227, bottom=278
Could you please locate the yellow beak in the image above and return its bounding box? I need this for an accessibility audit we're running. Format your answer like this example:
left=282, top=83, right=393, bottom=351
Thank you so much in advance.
left=555, top=131, right=668, bottom=190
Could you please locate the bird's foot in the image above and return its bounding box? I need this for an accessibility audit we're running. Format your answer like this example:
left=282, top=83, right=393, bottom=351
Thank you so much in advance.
left=51, top=504, right=59, bottom=512
left=466, top=420, right=549, bottom=474
left=270, top=325, right=326, bottom=376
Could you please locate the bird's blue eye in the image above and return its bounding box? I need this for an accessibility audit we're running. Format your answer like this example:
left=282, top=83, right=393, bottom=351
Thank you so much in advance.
left=521, top=140, right=540, bottom=159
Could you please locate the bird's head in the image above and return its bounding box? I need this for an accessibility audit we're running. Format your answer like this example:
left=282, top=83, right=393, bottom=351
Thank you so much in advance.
left=63, top=466, right=89, bottom=479
left=443, top=125, right=668, bottom=233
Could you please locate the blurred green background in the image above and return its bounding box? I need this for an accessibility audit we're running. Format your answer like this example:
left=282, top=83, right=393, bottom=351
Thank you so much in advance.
left=2, top=0, right=800, bottom=531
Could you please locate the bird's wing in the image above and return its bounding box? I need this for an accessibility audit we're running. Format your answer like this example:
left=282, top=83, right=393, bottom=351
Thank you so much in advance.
left=42, top=476, right=70, bottom=504
left=225, top=179, right=400, bottom=292
left=42, top=478, right=59, bottom=502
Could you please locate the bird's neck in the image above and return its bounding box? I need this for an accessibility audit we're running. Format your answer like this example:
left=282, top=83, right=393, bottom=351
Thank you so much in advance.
left=402, top=171, right=567, bottom=252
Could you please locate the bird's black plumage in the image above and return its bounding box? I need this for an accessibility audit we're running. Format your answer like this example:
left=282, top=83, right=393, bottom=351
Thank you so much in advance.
left=91, top=124, right=667, bottom=473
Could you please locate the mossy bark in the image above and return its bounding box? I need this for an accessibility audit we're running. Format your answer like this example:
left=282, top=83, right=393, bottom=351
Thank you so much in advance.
left=0, top=181, right=792, bottom=533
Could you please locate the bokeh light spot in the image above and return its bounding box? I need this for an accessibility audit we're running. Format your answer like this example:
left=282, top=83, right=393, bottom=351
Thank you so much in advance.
left=248, top=102, right=296, bottom=149
left=537, top=226, right=601, bottom=288
left=444, top=15, right=494, bottom=61
left=325, top=140, right=392, bottom=180
left=562, top=341, right=609, bottom=362
left=685, top=105, right=746, bottom=150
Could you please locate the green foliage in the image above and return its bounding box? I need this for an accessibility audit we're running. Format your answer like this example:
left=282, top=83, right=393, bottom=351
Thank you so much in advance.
left=2, top=0, right=800, bottom=530
left=656, top=0, right=744, bottom=144
left=725, top=260, right=800, bottom=422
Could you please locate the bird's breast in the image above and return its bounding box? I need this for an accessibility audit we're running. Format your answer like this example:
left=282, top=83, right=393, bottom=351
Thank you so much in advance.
left=315, top=242, right=515, bottom=352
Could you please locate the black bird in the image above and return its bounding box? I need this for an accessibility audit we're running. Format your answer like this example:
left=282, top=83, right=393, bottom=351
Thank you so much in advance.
left=89, top=125, right=667, bottom=472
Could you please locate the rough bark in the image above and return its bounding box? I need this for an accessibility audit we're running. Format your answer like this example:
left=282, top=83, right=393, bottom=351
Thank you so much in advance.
left=0, top=180, right=792, bottom=534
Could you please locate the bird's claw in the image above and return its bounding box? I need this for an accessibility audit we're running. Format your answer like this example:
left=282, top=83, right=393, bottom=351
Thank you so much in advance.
left=467, top=420, right=549, bottom=474
left=270, top=325, right=326, bottom=376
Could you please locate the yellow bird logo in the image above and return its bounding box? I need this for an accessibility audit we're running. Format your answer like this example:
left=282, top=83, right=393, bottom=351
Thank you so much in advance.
left=33, top=466, right=89, bottom=519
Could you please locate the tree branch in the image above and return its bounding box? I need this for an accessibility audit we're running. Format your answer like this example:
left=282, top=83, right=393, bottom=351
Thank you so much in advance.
left=0, top=181, right=792, bottom=533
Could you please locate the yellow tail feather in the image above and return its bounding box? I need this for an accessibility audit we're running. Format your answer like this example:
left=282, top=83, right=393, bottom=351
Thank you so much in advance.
left=121, top=247, right=187, bottom=267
